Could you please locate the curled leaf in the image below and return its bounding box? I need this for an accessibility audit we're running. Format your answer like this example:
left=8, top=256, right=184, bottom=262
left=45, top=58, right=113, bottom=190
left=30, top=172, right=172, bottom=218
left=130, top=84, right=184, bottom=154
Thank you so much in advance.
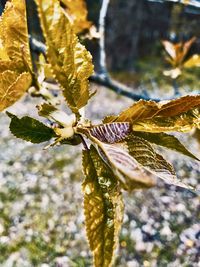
left=89, top=122, right=131, bottom=143
left=37, top=102, right=76, bottom=127
left=95, top=142, right=155, bottom=190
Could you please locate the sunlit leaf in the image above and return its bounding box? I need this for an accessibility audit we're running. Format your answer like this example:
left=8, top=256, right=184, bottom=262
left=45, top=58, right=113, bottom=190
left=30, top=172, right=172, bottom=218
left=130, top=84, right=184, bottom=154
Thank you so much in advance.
left=103, top=100, right=159, bottom=123
left=132, top=108, right=200, bottom=133
left=0, top=71, right=32, bottom=111
left=36, top=0, right=94, bottom=114
left=133, top=131, right=199, bottom=161
left=184, top=54, right=200, bottom=68
left=59, top=0, right=92, bottom=34
left=0, top=0, right=32, bottom=70
left=162, top=40, right=177, bottom=60
left=0, top=0, right=32, bottom=111
left=126, top=134, right=195, bottom=190
left=82, top=146, right=124, bottom=267
left=87, top=137, right=156, bottom=190
left=7, top=112, right=56, bottom=143
left=105, top=96, right=200, bottom=133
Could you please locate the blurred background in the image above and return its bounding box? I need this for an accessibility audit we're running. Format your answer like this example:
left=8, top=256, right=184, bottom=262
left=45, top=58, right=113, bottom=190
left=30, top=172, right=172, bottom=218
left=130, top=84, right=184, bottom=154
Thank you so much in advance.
left=0, top=0, right=200, bottom=266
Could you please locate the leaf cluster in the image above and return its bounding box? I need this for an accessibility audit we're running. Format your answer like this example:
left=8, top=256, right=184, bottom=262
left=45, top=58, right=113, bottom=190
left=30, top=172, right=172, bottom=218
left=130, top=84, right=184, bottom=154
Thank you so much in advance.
left=0, top=1, right=200, bottom=266
left=162, top=37, right=200, bottom=79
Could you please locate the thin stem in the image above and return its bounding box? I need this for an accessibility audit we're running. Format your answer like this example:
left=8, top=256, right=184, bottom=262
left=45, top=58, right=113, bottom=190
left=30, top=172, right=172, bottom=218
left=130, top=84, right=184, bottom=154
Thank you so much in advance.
left=147, top=0, right=200, bottom=8
left=79, top=135, right=89, bottom=150
left=172, top=79, right=180, bottom=97
left=99, top=0, right=110, bottom=75
left=90, top=74, right=161, bottom=101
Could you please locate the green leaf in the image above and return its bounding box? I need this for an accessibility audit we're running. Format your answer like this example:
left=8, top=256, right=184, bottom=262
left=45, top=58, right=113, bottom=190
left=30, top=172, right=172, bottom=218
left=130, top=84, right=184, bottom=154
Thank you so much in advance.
left=7, top=113, right=56, bottom=143
left=133, top=131, right=199, bottom=161
left=126, top=134, right=195, bottom=190
left=35, top=0, right=94, bottom=114
left=82, top=146, right=124, bottom=267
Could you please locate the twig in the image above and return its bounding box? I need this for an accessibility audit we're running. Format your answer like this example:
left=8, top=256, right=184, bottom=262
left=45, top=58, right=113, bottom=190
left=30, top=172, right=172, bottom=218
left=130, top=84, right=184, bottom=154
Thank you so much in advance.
left=90, top=74, right=161, bottom=101
left=172, top=79, right=180, bottom=97
left=79, top=135, right=89, bottom=150
left=147, top=0, right=200, bottom=8
left=98, top=0, right=110, bottom=75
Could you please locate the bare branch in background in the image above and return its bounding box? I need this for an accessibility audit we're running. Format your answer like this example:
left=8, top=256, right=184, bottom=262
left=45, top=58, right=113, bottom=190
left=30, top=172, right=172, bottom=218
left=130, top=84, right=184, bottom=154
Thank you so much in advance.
left=90, top=74, right=161, bottom=101
left=29, top=37, right=199, bottom=102
left=147, top=0, right=200, bottom=8
left=98, top=0, right=110, bottom=76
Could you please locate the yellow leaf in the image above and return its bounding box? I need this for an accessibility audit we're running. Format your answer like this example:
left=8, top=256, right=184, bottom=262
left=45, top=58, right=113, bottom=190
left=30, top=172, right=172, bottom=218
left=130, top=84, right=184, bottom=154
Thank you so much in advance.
left=85, top=127, right=195, bottom=191
left=0, top=71, right=32, bottom=111
left=133, top=131, right=199, bottom=161
left=184, top=54, right=200, bottom=68
left=126, top=134, right=194, bottom=190
left=0, top=0, right=32, bottom=71
left=59, top=0, right=92, bottom=34
left=132, top=108, right=200, bottom=133
left=82, top=146, right=124, bottom=267
left=105, top=95, right=200, bottom=128
left=36, top=0, right=94, bottom=114
left=0, top=0, right=32, bottom=111
left=84, top=129, right=155, bottom=190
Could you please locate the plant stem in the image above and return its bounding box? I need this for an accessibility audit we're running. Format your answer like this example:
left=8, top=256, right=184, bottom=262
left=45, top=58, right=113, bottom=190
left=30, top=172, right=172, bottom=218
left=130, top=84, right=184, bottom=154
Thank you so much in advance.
left=79, top=135, right=89, bottom=150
